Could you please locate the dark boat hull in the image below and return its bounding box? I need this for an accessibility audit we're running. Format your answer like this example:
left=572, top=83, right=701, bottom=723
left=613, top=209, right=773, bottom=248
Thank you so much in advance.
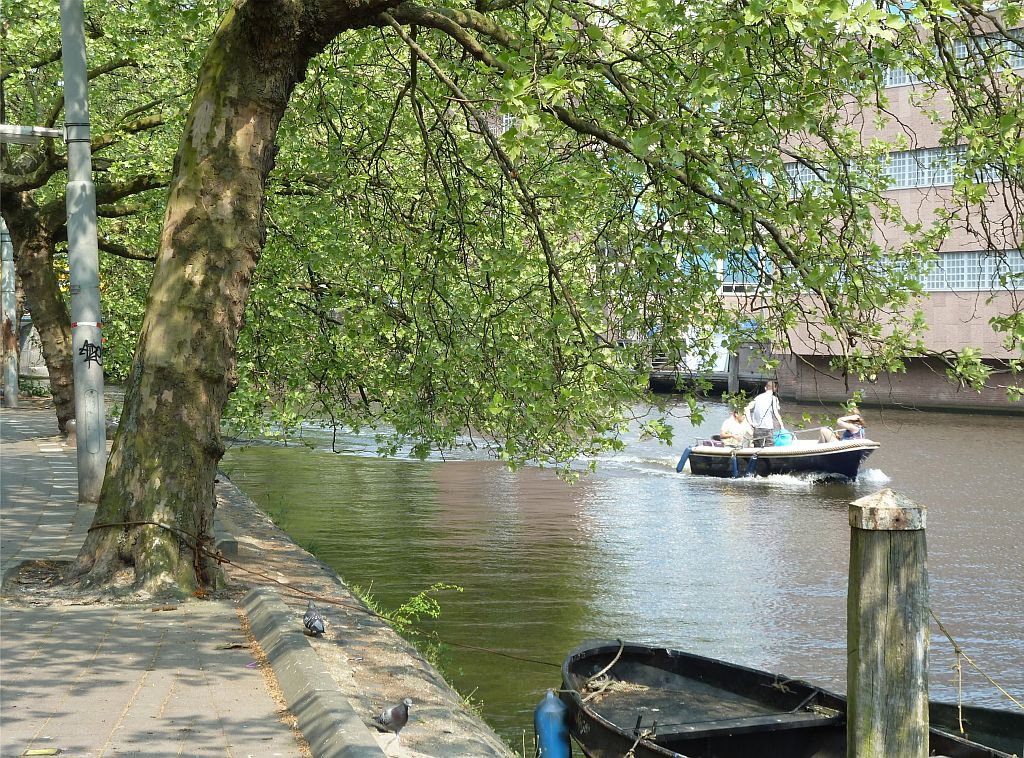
left=561, top=640, right=1020, bottom=758
left=687, top=440, right=878, bottom=480
left=931, top=701, right=1024, bottom=757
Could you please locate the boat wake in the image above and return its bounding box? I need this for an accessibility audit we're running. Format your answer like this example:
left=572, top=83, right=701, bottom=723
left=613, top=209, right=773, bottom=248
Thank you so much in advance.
left=858, top=468, right=890, bottom=484
left=667, top=466, right=892, bottom=489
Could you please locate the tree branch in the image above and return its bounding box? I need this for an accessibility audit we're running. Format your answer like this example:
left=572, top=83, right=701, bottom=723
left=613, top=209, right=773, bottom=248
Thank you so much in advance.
left=380, top=10, right=600, bottom=348
left=97, top=237, right=157, bottom=262
left=95, top=173, right=168, bottom=205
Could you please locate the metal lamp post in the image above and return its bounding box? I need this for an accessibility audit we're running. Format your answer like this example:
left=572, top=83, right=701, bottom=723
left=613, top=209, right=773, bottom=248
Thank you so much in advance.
left=60, top=0, right=106, bottom=503
left=1, top=220, right=17, bottom=408
left=0, top=0, right=106, bottom=501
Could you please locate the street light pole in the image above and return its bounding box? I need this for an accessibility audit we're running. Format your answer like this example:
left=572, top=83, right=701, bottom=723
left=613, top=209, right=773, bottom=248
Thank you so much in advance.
left=60, top=0, right=106, bottom=502
left=1, top=219, right=18, bottom=409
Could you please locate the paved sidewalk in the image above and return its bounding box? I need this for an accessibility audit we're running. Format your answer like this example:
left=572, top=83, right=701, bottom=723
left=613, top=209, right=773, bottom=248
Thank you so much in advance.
left=0, top=410, right=90, bottom=577
left=2, top=403, right=514, bottom=758
left=0, top=406, right=306, bottom=757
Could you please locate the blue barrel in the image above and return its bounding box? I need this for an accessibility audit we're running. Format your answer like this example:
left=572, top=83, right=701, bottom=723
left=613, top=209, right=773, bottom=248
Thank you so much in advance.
left=773, top=429, right=794, bottom=446
left=534, top=689, right=571, bottom=757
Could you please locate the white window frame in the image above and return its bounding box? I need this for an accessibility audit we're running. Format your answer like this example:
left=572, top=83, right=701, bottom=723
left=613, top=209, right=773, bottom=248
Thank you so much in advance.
left=921, top=250, right=1024, bottom=291
left=883, top=146, right=964, bottom=189
left=882, top=27, right=1024, bottom=88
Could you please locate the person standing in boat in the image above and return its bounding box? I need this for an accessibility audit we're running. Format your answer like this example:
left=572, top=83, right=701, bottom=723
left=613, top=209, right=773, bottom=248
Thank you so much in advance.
left=745, top=380, right=785, bottom=447
left=719, top=407, right=753, bottom=447
left=819, top=404, right=866, bottom=442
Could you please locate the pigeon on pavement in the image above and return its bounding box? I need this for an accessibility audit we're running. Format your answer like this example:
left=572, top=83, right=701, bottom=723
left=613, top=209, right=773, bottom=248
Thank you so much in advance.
left=303, top=600, right=326, bottom=637
left=374, top=697, right=412, bottom=743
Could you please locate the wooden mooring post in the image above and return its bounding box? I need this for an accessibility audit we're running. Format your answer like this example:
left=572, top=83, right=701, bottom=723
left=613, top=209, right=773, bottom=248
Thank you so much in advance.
left=847, top=488, right=929, bottom=758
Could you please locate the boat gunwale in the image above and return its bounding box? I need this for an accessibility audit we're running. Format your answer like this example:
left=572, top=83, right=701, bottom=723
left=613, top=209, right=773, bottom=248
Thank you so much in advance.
left=688, top=440, right=879, bottom=459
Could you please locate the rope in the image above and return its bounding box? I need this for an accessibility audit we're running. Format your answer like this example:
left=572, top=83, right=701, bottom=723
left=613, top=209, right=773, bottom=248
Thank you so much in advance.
left=622, top=712, right=658, bottom=758
left=586, top=640, right=625, bottom=684
left=930, top=609, right=1024, bottom=711
left=581, top=640, right=626, bottom=703
left=86, top=520, right=562, bottom=670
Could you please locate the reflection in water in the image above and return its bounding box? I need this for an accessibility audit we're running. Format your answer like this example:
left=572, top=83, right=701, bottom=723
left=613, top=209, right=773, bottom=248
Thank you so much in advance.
left=222, top=402, right=1024, bottom=746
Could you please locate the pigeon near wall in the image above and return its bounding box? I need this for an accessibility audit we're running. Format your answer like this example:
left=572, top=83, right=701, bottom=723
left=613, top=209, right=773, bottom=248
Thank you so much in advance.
left=303, top=600, right=326, bottom=637
left=374, top=697, right=412, bottom=736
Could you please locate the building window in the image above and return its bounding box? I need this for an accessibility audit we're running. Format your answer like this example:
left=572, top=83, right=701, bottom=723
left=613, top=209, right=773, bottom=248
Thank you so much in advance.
left=784, top=162, right=818, bottom=192
left=882, top=27, right=1023, bottom=88
left=883, top=146, right=964, bottom=189
left=1009, top=29, right=1024, bottom=68
left=783, top=144, right=998, bottom=193
left=882, top=65, right=926, bottom=88
left=965, top=28, right=1024, bottom=68
left=922, top=249, right=1024, bottom=291
left=721, top=247, right=769, bottom=293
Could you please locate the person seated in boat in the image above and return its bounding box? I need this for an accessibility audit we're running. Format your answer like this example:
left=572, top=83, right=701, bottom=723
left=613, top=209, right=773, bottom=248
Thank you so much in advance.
left=719, top=408, right=753, bottom=448
left=819, top=405, right=866, bottom=443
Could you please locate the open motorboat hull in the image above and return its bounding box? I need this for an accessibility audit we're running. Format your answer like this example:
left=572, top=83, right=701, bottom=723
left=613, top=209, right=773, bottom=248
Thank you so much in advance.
left=686, top=439, right=879, bottom=480
left=560, top=640, right=1022, bottom=758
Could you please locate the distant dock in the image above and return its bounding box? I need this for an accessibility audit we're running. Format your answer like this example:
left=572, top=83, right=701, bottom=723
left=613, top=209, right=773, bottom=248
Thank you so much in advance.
left=648, top=341, right=773, bottom=394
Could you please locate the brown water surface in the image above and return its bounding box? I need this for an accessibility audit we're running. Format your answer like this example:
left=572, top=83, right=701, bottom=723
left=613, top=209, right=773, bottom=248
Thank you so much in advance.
left=221, top=402, right=1024, bottom=747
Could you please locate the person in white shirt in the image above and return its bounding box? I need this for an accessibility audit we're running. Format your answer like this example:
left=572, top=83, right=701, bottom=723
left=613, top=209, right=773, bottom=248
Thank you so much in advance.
left=745, top=380, right=784, bottom=447
left=719, top=408, right=753, bottom=447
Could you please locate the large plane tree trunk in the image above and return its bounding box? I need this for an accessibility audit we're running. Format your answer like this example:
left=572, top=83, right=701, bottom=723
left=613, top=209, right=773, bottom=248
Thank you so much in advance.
left=5, top=194, right=76, bottom=434
left=71, top=0, right=394, bottom=594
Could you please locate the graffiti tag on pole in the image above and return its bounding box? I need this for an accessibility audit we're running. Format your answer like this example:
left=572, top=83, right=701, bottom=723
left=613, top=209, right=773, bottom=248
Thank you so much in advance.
left=79, top=340, right=102, bottom=367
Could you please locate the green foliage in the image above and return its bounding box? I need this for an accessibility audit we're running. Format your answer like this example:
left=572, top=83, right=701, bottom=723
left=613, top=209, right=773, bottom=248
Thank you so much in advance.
left=8, top=0, right=1023, bottom=484
left=722, top=391, right=749, bottom=413
left=228, top=0, right=1024, bottom=467
left=350, top=581, right=465, bottom=670
left=2, top=0, right=223, bottom=381
left=384, top=582, right=465, bottom=635
left=19, top=380, right=52, bottom=398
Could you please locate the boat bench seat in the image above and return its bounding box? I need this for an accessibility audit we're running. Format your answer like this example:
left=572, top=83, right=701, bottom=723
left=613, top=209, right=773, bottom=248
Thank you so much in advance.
left=666, top=708, right=842, bottom=738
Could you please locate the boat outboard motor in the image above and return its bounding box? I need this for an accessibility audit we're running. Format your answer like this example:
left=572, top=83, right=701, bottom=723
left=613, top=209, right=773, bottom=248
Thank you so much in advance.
left=534, top=689, right=571, bottom=757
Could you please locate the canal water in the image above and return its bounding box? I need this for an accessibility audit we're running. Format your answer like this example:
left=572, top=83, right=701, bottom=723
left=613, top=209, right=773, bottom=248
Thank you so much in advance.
left=220, top=401, right=1024, bottom=748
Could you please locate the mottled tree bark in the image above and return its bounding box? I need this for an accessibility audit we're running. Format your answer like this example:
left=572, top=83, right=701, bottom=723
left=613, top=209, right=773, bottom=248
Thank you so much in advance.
left=4, top=194, right=76, bottom=434
left=72, top=0, right=397, bottom=594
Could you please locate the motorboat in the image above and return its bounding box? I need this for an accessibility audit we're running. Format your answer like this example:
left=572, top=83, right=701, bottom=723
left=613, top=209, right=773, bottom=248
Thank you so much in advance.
left=676, top=437, right=879, bottom=480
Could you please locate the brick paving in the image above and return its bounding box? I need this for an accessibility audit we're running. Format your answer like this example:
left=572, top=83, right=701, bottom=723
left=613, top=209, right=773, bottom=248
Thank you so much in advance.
left=1, top=403, right=514, bottom=758
left=0, top=406, right=306, bottom=758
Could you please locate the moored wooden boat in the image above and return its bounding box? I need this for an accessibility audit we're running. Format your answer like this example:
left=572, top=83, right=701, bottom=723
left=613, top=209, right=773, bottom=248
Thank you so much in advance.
left=679, top=438, right=879, bottom=480
left=561, top=640, right=1021, bottom=758
left=931, top=700, right=1024, bottom=757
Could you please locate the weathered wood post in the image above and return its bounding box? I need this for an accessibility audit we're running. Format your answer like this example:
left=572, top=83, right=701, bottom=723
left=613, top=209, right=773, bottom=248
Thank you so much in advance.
left=847, top=488, right=929, bottom=758
left=727, top=352, right=739, bottom=395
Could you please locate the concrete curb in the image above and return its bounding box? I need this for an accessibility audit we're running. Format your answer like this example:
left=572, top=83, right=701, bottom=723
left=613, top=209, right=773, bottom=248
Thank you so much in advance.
left=213, top=514, right=238, bottom=558
left=242, top=587, right=387, bottom=758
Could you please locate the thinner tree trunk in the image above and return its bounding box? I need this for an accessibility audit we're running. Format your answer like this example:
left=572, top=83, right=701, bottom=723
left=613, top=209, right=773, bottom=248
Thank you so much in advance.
left=5, top=194, right=76, bottom=434
left=69, top=0, right=387, bottom=593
